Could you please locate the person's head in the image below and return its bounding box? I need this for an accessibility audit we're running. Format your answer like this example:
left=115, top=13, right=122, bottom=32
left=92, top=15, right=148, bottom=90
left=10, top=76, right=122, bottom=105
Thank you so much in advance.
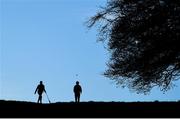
left=76, top=81, right=79, bottom=85
left=40, top=81, right=43, bottom=84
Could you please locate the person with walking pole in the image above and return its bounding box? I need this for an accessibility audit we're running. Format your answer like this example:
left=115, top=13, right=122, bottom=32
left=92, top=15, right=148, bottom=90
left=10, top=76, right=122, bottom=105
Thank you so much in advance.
left=34, top=81, right=46, bottom=104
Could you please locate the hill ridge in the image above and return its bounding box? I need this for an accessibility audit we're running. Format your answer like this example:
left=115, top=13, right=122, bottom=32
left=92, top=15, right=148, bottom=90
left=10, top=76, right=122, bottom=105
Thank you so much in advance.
left=0, top=100, right=179, bottom=117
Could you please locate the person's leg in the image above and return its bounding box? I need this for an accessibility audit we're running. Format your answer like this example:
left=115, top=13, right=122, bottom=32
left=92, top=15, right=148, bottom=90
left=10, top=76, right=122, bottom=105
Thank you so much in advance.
left=39, top=95, right=42, bottom=103
left=77, top=94, right=80, bottom=102
left=37, top=96, right=39, bottom=103
left=78, top=95, right=80, bottom=102
left=75, top=94, right=78, bottom=102
left=38, top=95, right=41, bottom=103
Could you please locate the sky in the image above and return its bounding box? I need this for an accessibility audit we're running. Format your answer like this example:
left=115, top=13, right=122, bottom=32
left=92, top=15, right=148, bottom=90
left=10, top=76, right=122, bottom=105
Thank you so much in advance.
left=0, top=0, right=180, bottom=103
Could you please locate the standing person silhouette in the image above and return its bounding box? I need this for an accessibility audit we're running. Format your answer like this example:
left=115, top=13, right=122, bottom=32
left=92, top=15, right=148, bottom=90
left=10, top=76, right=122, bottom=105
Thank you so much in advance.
left=34, top=81, right=46, bottom=103
left=73, top=81, right=82, bottom=102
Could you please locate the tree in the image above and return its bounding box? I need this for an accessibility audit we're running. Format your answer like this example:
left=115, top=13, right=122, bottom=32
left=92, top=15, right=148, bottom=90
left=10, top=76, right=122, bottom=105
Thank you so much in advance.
left=87, top=0, right=180, bottom=94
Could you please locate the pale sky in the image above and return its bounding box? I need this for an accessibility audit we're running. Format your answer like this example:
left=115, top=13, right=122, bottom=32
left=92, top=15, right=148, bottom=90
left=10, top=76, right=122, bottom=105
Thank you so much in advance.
left=0, top=0, right=180, bottom=103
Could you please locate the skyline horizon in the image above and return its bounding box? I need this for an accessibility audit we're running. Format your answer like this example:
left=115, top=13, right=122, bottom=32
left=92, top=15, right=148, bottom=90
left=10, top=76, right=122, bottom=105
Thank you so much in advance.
left=0, top=0, right=180, bottom=103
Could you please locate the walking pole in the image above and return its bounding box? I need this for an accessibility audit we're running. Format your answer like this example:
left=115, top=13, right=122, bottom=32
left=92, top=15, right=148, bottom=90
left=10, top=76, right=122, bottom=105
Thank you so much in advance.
left=45, top=92, right=51, bottom=104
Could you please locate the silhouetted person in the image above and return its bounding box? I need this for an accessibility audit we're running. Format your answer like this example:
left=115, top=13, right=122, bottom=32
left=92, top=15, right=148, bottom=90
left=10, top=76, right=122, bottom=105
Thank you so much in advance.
left=73, top=81, right=82, bottom=102
left=34, top=81, right=46, bottom=103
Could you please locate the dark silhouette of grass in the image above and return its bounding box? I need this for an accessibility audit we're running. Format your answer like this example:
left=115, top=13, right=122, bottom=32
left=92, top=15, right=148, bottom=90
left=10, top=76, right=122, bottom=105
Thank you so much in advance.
left=0, top=100, right=179, bottom=117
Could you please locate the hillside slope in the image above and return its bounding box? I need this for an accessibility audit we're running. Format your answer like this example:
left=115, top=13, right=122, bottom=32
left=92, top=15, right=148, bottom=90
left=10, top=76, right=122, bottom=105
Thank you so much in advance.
left=0, top=100, right=179, bottom=117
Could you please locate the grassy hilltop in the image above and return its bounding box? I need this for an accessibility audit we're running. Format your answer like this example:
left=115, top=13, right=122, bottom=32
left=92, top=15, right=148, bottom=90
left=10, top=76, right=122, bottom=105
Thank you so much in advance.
left=0, top=100, right=179, bottom=118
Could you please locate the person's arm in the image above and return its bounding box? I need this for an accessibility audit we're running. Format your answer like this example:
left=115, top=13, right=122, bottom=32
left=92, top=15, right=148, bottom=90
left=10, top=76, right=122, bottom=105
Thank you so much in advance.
left=80, top=86, right=82, bottom=94
left=43, top=85, right=46, bottom=93
left=73, top=86, right=76, bottom=93
left=34, top=86, right=38, bottom=94
left=44, top=87, right=46, bottom=93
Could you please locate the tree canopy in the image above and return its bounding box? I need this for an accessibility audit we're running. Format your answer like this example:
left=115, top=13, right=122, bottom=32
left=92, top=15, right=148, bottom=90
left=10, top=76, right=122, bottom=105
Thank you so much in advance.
left=87, top=0, right=180, bottom=94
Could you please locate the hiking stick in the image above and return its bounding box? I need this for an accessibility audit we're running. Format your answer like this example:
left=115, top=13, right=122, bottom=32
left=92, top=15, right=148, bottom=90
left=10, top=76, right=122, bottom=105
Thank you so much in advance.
left=45, top=92, right=51, bottom=104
